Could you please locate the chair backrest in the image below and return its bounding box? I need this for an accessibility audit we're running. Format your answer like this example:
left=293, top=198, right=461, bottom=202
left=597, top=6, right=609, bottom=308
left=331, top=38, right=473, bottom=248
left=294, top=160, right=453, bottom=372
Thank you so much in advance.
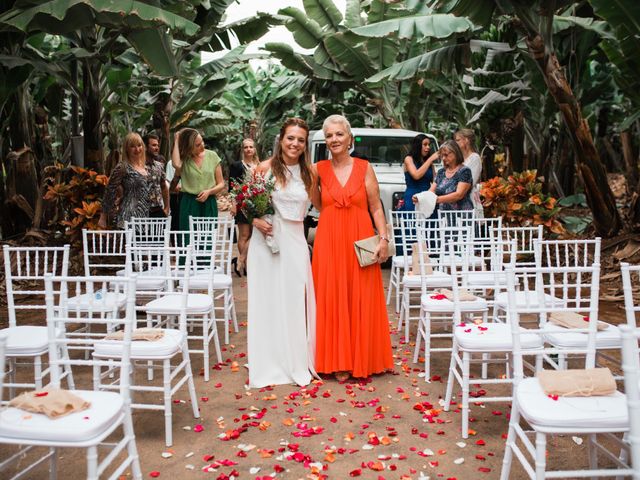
left=82, top=229, right=130, bottom=276
left=126, top=216, right=170, bottom=248
left=619, top=324, right=640, bottom=478
left=189, top=216, right=235, bottom=276
left=501, top=225, right=543, bottom=267
left=3, top=245, right=70, bottom=327
left=436, top=223, right=474, bottom=271
left=401, top=217, right=441, bottom=271
left=460, top=238, right=517, bottom=288
left=535, top=238, right=601, bottom=269
left=44, top=274, right=136, bottom=397
left=0, top=333, right=7, bottom=403
left=437, top=209, right=475, bottom=227
left=505, top=263, right=601, bottom=375
left=622, top=263, right=640, bottom=329
left=460, top=216, right=502, bottom=243
left=388, top=210, right=420, bottom=256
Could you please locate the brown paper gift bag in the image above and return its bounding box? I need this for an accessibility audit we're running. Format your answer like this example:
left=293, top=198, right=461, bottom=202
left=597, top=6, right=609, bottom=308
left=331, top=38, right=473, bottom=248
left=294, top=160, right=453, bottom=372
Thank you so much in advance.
left=104, top=327, right=165, bottom=341
left=537, top=368, right=617, bottom=397
left=411, top=242, right=433, bottom=275
left=437, top=288, right=477, bottom=302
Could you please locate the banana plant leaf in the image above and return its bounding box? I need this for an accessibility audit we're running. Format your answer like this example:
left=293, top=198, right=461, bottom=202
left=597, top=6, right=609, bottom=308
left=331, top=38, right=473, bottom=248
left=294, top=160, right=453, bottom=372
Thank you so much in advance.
left=365, top=43, right=469, bottom=84
left=0, top=0, right=199, bottom=35
left=303, top=0, right=343, bottom=32
left=279, top=6, right=325, bottom=49
left=352, top=13, right=475, bottom=40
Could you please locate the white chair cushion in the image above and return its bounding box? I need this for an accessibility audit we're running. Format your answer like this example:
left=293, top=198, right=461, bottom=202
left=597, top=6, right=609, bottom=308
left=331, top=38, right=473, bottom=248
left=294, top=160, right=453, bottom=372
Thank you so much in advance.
left=420, top=293, right=488, bottom=313
left=67, top=292, right=126, bottom=312
left=437, top=254, right=484, bottom=268
left=0, top=390, right=123, bottom=442
left=392, top=255, right=408, bottom=268
left=402, top=271, right=452, bottom=288
left=94, top=328, right=183, bottom=358
left=494, top=291, right=563, bottom=310
left=185, top=273, right=232, bottom=290
left=454, top=323, right=543, bottom=352
left=516, top=377, right=628, bottom=430
left=466, top=272, right=509, bottom=286
left=542, top=323, right=621, bottom=349
left=144, top=293, right=212, bottom=314
left=1, top=326, right=48, bottom=356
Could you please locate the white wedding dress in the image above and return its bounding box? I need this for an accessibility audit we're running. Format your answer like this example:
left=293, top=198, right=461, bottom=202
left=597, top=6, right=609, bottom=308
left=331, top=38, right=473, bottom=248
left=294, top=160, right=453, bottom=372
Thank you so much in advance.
left=247, top=164, right=316, bottom=388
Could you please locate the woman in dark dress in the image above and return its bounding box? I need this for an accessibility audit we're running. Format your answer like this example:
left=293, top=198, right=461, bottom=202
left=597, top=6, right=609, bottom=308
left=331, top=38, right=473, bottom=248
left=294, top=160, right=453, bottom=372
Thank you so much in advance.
left=400, top=134, right=438, bottom=214
left=229, top=138, right=260, bottom=276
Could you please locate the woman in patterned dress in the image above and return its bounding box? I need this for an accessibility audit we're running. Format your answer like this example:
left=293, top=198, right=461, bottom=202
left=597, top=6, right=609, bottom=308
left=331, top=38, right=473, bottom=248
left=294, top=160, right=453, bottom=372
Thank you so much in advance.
left=99, top=132, right=167, bottom=228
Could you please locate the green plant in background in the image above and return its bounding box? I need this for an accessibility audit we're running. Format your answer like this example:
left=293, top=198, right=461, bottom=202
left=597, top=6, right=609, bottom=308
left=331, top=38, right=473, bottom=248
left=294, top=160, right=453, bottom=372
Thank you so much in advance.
left=480, top=170, right=565, bottom=234
left=43, top=164, right=107, bottom=246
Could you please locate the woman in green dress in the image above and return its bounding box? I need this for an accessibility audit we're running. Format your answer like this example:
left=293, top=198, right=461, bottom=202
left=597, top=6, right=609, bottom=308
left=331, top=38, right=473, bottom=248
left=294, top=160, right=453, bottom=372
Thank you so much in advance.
left=171, top=128, right=225, bottom=230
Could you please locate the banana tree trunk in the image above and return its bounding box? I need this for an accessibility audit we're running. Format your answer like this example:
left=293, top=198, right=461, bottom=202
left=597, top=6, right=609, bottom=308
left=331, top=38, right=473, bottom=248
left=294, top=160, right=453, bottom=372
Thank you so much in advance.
left=8, top=85, right=34, bottom=150
left=525, top=34, right=622, bottom=237
left=81, top=55, right=104, bottom=173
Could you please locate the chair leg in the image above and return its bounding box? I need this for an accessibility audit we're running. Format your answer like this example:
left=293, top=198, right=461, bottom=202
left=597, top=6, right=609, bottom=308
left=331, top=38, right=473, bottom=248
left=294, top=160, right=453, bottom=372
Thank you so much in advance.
left=443, top=341, right=458, bottom=412
left=386, top=267, right=394, bottom=305
left=86, top=445, right=99, bottom=480
left=461, top=351, right=471, bottom=439
left=211, top=310, right=222, bottom=364
left=395, top=279, right=402, bottom=313
left=147, top=313, right=154, bottom=381
left=202, top=314, right=210, bottom=383
left=34, top=355, right=43, bottom=389
left=588, top=433, right=598, bottom=474
left=398, top=287, right=407, bottom=333
left=535, top=432, right=547, bottom=480
left=49, top=447, right=57, bottom=480
left=499, top=398, right=520, bottom=480
left=230, top=290, right=239, bottom=333
left=163, top=359, right=173, bottom=447
left=182, top=342, right=200, bottom=420
left=61, top=346, right=75, bottom=390
left=412, top=310, right=423, bottom=365
left=424, top=312, right=432, bottom=380
left=124, top=411, right=142, bottom=480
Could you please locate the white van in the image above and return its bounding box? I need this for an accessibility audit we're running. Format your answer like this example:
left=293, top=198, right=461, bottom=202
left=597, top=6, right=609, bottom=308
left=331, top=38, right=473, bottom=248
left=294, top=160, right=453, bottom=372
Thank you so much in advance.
left=308, top=128, right=439, bottom=216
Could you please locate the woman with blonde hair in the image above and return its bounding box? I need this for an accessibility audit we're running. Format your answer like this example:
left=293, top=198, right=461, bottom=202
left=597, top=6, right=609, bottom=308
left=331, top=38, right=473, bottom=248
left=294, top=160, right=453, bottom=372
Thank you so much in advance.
left=171, top=128, right=225, bottom=230
left=312, top=114, right=393, bottom=382
left=229, top=138, right=260, bottom=276
left=454, top=128, right=483, bottom=216
left=99, top=132, right=167, bottom=228
left=247, top=118, right=317, bottom=388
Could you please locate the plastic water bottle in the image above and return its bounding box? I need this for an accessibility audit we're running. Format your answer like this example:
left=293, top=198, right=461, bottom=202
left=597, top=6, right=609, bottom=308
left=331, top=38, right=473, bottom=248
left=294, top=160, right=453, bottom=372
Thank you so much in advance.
left=95, top=289, right=103, bottom=300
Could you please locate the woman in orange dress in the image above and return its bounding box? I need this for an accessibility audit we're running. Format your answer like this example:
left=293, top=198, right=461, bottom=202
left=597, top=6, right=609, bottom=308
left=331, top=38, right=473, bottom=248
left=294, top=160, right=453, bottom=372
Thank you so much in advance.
left=312, top=114, right=393, bottom=381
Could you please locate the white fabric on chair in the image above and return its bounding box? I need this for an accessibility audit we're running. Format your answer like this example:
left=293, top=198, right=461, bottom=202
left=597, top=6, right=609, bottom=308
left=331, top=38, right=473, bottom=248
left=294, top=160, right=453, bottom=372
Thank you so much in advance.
left=0, top=390, right=123, bottom=442
left=516, top=377, right=628, bottom=429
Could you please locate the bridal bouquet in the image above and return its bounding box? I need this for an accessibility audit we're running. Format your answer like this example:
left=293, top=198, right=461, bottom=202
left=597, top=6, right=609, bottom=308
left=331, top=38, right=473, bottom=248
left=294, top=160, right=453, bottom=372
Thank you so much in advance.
left=230, top=171, right=279, bottom=253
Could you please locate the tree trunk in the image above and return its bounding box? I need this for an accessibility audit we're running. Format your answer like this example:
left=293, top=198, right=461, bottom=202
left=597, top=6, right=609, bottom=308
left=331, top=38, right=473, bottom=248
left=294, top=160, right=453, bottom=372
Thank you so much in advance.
left=81, top=41, right=104, bottom=173
left=154, top=92, right=173, bottom=162
left=621, top=130, right=638, bottom=193
left=525, top=33, right=622, bottom=237
left=8, top=85, right=34, bottom=150
left=4, top=148, right=39, bottom=235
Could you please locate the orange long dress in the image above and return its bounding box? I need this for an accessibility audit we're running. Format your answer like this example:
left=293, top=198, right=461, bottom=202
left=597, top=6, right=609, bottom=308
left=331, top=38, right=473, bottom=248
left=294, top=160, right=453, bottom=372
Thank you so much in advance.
left=312, top=158, right=393, bottom=378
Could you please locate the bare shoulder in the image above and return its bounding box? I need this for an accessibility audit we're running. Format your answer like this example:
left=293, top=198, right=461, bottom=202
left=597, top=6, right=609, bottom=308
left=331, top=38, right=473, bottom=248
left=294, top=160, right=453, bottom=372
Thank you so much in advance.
left=256, top=159, right=272, bottom=174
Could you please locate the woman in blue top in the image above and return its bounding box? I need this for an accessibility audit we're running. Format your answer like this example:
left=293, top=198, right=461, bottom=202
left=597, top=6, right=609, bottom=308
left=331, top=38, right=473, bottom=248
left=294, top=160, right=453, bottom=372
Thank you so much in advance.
left=429, top=139, right=473, bottom=211
left=400, top=134, right=438, bottom=213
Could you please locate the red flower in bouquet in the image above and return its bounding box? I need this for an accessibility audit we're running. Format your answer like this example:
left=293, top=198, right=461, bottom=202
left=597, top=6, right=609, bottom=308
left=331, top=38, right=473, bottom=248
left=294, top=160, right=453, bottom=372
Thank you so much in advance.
left=230, top=171, right=276, bottom=222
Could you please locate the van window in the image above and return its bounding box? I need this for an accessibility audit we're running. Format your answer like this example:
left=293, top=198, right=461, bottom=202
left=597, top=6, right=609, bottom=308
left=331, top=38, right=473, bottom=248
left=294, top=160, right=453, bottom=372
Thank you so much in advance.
left=312, top=136, right=414, bottom=164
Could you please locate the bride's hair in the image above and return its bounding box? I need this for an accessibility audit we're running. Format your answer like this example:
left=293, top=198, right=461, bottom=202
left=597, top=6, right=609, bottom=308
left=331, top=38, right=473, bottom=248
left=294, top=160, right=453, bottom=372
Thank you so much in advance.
left=271, top=118, right=314, bottom=193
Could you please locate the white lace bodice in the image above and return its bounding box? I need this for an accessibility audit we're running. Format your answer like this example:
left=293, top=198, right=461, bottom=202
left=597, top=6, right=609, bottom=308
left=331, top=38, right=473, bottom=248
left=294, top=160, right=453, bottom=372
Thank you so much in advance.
left=272, top=164, right=309, bottom=222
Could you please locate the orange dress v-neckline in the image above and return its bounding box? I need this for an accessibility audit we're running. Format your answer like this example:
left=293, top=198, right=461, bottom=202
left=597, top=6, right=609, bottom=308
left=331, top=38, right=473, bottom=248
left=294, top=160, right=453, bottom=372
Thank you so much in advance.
left=329, top=159, right=355, bottom=189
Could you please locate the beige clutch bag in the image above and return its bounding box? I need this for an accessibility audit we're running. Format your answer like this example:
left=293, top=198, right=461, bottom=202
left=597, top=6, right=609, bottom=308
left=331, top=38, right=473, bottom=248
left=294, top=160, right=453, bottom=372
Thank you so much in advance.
left=354, top=235, right=380, bottom=267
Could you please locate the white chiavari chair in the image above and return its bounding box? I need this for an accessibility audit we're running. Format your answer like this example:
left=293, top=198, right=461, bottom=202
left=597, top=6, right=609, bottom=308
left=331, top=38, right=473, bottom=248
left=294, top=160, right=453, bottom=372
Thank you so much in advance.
left=2, top=245, right=71, bottom=395
left=437, top=209, right=475, bottom=227
left=620, top=324, right=640, bottom=480
left=387, top=210, right=420, bottom=312
left=0, top=275, right=142, bottom=480
left=94, top=245, right=201, bottom=446
left=500, top=264, right=632, bottom=479
left=412, top=236, right=489, bottom=381
left=397, top=216, right=452, bottom=342
left=189, top=216, right=238, bottom=344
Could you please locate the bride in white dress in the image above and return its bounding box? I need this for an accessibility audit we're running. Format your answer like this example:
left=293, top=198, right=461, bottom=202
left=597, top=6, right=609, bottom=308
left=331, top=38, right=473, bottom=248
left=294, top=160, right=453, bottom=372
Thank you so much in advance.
left=247, top=118, right=317, bottom=388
